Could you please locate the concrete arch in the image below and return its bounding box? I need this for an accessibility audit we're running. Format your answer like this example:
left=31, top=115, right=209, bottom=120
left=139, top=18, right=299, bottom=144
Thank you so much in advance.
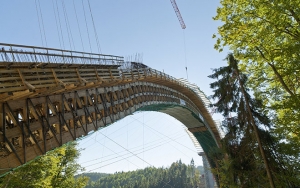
left=0, top=43, right=221, bottom=173
left=138, top=104, right=218, bottom=155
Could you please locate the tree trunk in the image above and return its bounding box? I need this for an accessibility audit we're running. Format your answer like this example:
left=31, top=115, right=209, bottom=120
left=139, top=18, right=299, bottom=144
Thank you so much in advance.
left=256, top=46, right=296, bottom=97
left=267, top=62, right=295, bottom=97
left=236, top=68, right=276, bottom=188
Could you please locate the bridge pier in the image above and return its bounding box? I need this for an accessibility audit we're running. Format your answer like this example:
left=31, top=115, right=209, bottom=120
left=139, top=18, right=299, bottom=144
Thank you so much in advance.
left=199, top=152, right=216, bottom=188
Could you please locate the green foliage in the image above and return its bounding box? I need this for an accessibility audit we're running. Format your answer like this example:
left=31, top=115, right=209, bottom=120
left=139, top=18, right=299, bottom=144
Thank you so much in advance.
left=213, top=1, right=300, bottom=186
left=76, top=172, right=110, bottom=183
left=0, top=142, right=88, bottom=188
left=213, top=0, right=300, bottom=160
left=208, top=54, right=300, bottom=187
left=84, top=160, right=201, bottom=188
left=209, top=149, right=239, bottom=188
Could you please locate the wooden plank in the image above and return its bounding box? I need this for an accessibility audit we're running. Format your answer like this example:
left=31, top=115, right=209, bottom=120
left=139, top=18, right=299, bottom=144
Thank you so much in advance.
left=53, top=69, right=77, bottom=73
left=33, top=83, right=57, bottom=88
left=80, top=76, right=99, bottom=80
left=0, top=82, right=24, bottom=87
left=58, top=78, right=79, bottom=82
left=20, top=69, right=52, bottom=73
left=0, top=77, right=21, bottom=82
left=56, top=73, right=78, bottom=77
left=1, top=90, right=32, bottom=102
left=95, top=68, right=118, bottom=72
left=79, top=73, right=97, bottom=76
left=0, top=86, right=26, bottom=93
left=0, top=93, right=12, bottom=100
left=23, top=74, right=54, bottom=79
left=26, top=80, right=56, bottom=85
left=0, top=69, right=19, bottom=74
left=17, top=69, right=36, bottom=90
left=97, top=73, right=111, bottom=76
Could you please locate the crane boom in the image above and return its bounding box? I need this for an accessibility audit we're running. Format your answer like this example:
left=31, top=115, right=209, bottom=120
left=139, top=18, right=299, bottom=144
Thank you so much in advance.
left=170, top=0, right=186, bottom=29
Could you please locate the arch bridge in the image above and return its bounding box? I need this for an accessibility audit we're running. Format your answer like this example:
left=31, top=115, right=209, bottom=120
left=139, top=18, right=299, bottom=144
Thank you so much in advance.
left=0, top=43, right=221, bottom=172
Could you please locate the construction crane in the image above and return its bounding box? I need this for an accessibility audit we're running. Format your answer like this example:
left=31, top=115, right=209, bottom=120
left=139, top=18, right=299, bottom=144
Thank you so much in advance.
left=170, top=0, right=186, bottom=29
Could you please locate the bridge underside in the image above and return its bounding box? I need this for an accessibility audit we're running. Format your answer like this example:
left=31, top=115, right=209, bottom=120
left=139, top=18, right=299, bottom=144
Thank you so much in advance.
left=0, top=80, right=216, bottom=171
left=138, top=104, right=218, bottom=155
left=0, top=50, right=220, bottom=173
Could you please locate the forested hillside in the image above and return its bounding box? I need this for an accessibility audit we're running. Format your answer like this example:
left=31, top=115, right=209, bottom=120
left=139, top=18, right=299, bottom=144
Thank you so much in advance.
left=80, top=160, right=202, bottom=188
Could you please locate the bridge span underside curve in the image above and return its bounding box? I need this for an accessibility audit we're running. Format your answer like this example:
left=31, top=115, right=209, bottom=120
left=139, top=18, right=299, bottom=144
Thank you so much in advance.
left=0, top=44, right=221, bottom=173
left=138, top=104, right=218, bottom=154
left=0, top=80, right=218, bottom=171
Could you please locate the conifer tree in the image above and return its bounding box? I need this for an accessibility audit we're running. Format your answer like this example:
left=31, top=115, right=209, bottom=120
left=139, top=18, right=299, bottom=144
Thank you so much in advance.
left=208, top=53, right=292, bottom=187
left=213, top=0, right=300, bottom=164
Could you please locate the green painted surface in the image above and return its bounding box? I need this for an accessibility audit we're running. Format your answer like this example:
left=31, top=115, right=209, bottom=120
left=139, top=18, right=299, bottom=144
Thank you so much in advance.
left=137, top=104, right=203, bottom=124
left=137, top=103, right=179, bottom=111
left=193, top=131, right=218, bottom=168
left=193, top=131, right=218, bottom=153
left=137, top=103, right=217, bottom=157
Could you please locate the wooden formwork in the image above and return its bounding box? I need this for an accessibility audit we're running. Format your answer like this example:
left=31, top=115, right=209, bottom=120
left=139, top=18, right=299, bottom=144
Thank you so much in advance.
left=0, top=44, right=220, bottom=173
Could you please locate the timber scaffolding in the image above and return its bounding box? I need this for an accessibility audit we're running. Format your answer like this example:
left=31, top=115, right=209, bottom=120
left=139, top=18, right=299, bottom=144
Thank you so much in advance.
left=0, top=43, right=221, bottom=173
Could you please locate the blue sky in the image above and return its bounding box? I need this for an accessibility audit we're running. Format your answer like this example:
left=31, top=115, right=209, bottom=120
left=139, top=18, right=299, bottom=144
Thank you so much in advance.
left=1, top=0, right=228, bottom=173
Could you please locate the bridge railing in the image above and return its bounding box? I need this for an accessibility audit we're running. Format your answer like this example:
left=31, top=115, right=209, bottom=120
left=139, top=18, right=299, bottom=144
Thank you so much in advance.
left=0, top=43, right=124, bottom=65
left=120, top=67, right=185, bottom=87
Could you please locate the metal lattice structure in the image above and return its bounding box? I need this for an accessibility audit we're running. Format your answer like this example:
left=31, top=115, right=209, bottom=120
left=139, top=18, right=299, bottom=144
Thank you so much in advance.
left=170, top=0, right=186, bottom=29
left=0, top=43, right=221, bottom=173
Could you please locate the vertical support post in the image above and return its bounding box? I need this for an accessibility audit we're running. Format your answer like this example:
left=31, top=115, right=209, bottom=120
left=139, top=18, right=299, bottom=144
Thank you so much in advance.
left=100, top=90, right=108, bottom=126
left=33, top=48, right=38, bottom=63
left=70, top=52, right=74, bottom=64
left=109, top=69, right=114, bottom=81
left=72, top=93, right=77, bottom=137
left=131, top=69, right=134, bottom=81
left=0, top=103, right=4, bottom=142
left=42, top=107, right=47, bottom=154
left=121, top=69, right=125, bottom=81
left=74, top=91, right=87, bottom=135
left=59, top=94, right=65, bottom=144
left=143, top=68, right=147, bottom=78
left=115, top=87, right=121, bottom=119
left=47, top=49, right=50, bottom=63
left=59, top=95, right=63, bottom=145
left=199, top=152, right=215, bottom=188
left=62, top=51, right=65, bottom=64
left=46, top=97, right=50, bottom=143
left=10, top=45, right=16, bottom=62
left=26, top=99, right=31, bottom=163
left=98, top=54, right=101, bottom=65
left=21, top=114, right=26, bottom=163
left=71, top=93, right=77, bottom=138
left=2, top=102, right=23, bottom=165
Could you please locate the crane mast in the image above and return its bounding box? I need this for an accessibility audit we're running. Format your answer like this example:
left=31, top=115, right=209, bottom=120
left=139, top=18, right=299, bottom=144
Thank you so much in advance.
left=170, top=0, right=186, bottom=29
